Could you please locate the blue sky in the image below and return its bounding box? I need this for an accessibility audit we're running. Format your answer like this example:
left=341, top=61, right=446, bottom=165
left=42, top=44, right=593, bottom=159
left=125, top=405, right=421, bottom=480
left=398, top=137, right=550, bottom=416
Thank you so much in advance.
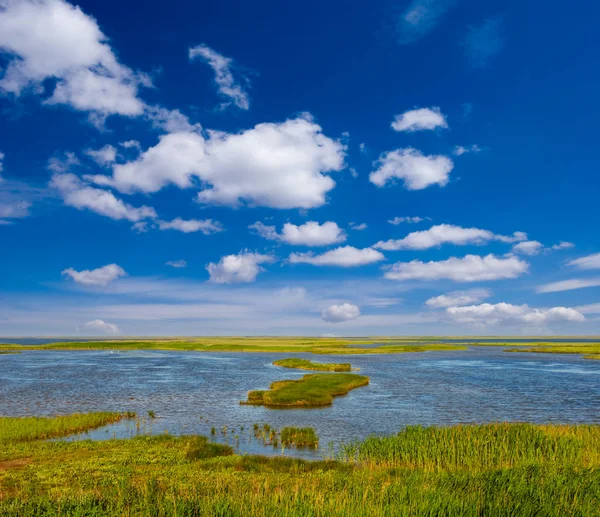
left=1, top=0, right=599, bottom=336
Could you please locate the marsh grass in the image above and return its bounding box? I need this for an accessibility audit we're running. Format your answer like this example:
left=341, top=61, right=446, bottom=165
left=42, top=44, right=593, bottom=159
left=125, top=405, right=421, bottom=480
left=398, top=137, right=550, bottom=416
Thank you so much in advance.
left=1, top=418, right=600, bottom=516
left=273, top=358, right=352, bottom=372
left=242, top=373, right=369, bottom=407
left=0, top=412, right=135, bottom=444
left=280, top=427, right=319, bottom=448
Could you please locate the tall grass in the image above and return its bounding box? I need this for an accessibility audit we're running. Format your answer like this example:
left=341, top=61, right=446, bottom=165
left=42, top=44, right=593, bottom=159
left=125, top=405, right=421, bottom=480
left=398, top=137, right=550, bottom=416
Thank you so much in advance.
left=242, top=373, right=369, bottom=407
left=0, top=412, right=135, bottom=443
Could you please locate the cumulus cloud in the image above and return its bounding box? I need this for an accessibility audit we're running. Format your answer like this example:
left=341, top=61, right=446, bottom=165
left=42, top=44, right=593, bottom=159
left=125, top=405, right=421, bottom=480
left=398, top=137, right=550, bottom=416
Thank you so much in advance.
left=536, top=278, right=600, bottom=294
left=62, top=263, right=126, bottom=287
left=512, top=240, right=574, bottom=256
left=0, top=150, right=4, bottom=172
left=396, top=0, right=456, bottom=44
left=90, top=115, right=345, bottom=209
left=447, top=303, right=584, bottom=326
left=0, top=199, right=31, bottom=221
left=385, top=254, right=529, bottom=282
left=206, top=251, right=274, bottom=283
left=50, top=173, right=157, bottom=222
left=249, top=220, right=346, bottom=246
left=288, top=246, right=385, bottom=267
left=47, top=152, right=80, bottom=173
left=349, top=222, right=367, bottom=231
left=370, top=148, right=453, bottom=190
left=425, top=288, right=491, bottom=308
left=575, top=303, right=600, bottom=315
left=391, top=107, right=447, bottom=132
left=453, top=145, right=481, bottom=156
left=120, top=140, right=141, bottom=151
left=166, top=260, right=187, bottom=269
left=463, top=16, right=504, bottom=67
left=81, top=319, right=121, bottom=334
left=0, top=0, right=148, bottom=119
left=374, top=224, right=527, bottom=251
left=85, top=145, right=117, bottom=167
left=388, top=216, right=425, bottom=225
left=567, top=253, right=600, bottom=270
left=189, top=44, right=249, bottom=110
left=321, top=303, right=361, bottom=323
left=157, top=218, right=223, bottom=234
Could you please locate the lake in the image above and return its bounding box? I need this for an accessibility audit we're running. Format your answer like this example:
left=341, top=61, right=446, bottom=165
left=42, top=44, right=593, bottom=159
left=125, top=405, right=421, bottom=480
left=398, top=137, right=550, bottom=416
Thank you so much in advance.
left=1, top=347, right=599, bottom=459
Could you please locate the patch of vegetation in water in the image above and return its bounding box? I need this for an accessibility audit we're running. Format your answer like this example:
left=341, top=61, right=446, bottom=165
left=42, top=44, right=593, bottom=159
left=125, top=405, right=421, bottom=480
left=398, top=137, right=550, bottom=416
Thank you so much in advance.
left=0, top=412, right=135, bottom=443
left=241, top=373, right=369, bottom=407
left=503, top=343, right=600, bottom=360
left=273, top=358, right=352, bottom=372
left=1, top=416, right=600, bottom=516
left=280, top=427, right=319, bottom=448
left=0, top=350, right=21, bottom=354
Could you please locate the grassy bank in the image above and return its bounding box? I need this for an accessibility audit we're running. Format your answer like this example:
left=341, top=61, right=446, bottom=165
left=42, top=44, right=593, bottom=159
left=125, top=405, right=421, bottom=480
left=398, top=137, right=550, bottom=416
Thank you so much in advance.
left=1, top=416, right=600, bottom=516
left=273, top=358, right=352, bottom=372
left=242, top=373, right=370, bottom=407
left=501, top=343, right=600, bottom=361
left=0, top=413, right=135, bottom=444
left=0, top=337, right=467, bottom=355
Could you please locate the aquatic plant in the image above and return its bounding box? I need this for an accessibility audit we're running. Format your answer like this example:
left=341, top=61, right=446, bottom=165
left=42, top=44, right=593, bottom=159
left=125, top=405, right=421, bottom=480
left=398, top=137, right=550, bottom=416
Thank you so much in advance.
left=280, top=427, right=319, bottom=448
left=242, top=373, right=369, bottom=407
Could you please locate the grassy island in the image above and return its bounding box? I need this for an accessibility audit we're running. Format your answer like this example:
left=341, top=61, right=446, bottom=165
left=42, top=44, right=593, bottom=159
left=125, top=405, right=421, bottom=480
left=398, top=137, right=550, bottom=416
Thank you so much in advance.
left=242, top=373, right=369, bottom=408
left=1, top=414, right=600, bottom=515
left=273, top=358, right=352, bottom=372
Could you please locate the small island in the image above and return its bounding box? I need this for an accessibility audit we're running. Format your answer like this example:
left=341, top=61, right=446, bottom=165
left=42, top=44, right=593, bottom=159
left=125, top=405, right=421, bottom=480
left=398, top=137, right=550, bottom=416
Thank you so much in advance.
left=273, top=358, right=352, bottom=372
left=241, top=373, right=369, bottom=408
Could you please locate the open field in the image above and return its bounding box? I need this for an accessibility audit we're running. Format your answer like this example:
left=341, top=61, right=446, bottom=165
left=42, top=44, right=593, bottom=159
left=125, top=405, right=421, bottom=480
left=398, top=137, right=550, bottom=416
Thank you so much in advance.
left=242, top=373, right=370, bottom=407
left=0, top=337, right=467, bottom=355
left=273, top=358, right=352, bottom=372
left=1, top=415, right=599, bottom=516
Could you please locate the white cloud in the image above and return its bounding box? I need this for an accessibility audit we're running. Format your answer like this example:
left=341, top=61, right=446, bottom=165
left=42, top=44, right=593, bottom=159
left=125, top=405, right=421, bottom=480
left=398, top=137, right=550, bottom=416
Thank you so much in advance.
left=391, top=107, right=447, bottom=132
left=321, top=303, right=361, bottom=323
left=206, top=251, right=274, bottom=284
left=0, top=150, right=4, bottom=172
left=47, top=152, right=80, bottom=173
left=396, top=0, right=456, bottom=44
left=453, top=145, right=481, bottom=156
left=289, top=246, right=385, bottom=267
left=370, top=148, right=453, bottom=190
left=250, top=220, right=346, bottom=246
left=385, top=254, right=529, bottom=282
left=62, top=263, right=126, bottom=287
left=85, top=145, right=117, bottom=167
left=166, top=260, right=187, bottom=269
left=144, top=106, right=200, bottom=134
left=575, top=303, right=600, bottom=315
left=91, top=115, right=345, bottom=209
left=349, top=222, right=368, bottom=231
left=120, top=140, right=141, bottom=151
left=388, top=216, right=424, bottom=225
left=536, top=278, right=600, bottom=294
left=425, top=288, right=491, bottom=308
left=512, top=240, right=574, bottom=256
left=189, top=44, right=249, bottom=110
left=50, top=173, right=157, bottom=222
left=0, top=0, right=147, bottom=118
left=0, top=199, right=31, bottom=220
left=512, top=240, right=544, bottom=256
left=447, top=303, right=585, bottom=326
left=375, top=224, right=526, bottom=251
left=157, top=218, right=223, bottom=234
left=551, top=241, right=574, bottom=251
left=81, top=319, right=121, bottom=334
left=567, top=253, right=600, bottom=270
left=463, top=16, right=504, bottom=68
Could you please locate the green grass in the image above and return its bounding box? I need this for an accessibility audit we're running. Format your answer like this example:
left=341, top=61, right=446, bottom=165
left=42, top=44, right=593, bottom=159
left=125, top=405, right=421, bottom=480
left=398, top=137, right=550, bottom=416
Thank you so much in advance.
left=0, top=351, right=20, bottom=355
left=0, top=337, right=468, bottom=355
left=0, top=412, right=135, bottom=444
left=242, top=373, right=369, bottom=407
left=503, top=343, right=600, bottom=360
left=1, top=416, right=600, bottom=516
left=273, top=358, right=352, bottom=372
left=280, top=427, right=319, bottom=448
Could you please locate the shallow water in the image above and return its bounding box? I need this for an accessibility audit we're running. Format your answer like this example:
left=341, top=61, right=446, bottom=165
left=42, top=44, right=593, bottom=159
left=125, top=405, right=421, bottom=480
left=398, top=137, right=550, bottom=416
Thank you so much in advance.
left=1, top=347, right=599, bottom=459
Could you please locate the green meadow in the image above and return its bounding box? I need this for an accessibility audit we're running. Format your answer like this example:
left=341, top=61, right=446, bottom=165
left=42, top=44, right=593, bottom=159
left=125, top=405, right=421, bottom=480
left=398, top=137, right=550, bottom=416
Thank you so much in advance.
left=1, top=414, right=599, bottom=516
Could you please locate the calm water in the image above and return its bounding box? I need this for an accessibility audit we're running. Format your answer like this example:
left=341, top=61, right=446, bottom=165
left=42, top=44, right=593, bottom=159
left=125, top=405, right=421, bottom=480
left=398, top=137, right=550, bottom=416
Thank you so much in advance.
left=1, top=347, right=599, bottom=459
